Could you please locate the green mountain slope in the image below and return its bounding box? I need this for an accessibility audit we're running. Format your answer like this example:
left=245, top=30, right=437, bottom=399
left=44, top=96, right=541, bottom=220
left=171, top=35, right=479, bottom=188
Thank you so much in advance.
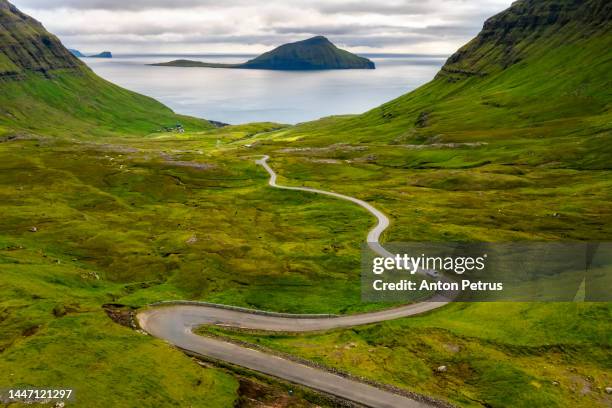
left=441, top=0, right=611, bottom=77
left=0, top=0, right=80, bottom=77
left=0, top=0, right=211, bottom=137
left=271, top=0, right=611, bottom=167
left=153, top=36, right=375, bottom=70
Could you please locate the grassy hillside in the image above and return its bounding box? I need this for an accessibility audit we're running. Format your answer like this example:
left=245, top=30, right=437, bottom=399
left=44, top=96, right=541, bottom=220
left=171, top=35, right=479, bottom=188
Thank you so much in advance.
left=0, top=246, right=239, bottom=408
left=0, top=0, right=79, bottom=77
left=0, top=0, right=212, bottom=137
left=0, top=70, right=212, bottom=137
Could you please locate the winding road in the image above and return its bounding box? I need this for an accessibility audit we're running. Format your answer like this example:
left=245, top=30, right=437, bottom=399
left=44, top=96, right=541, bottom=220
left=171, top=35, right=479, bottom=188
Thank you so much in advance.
left=257, top=155, right=394, bottom=259
left=138, top=156, right=452, bottom=408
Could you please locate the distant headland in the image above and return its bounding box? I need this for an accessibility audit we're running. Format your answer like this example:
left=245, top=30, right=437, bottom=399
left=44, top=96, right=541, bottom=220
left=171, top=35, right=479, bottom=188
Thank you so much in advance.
left=69, top=49, right=113, bottom=58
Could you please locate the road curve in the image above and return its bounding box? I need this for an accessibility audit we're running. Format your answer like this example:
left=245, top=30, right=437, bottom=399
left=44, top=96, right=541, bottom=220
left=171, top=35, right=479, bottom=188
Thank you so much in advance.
left=138, top=156, right=452, bottom=408
left=256, top=155, right=394, bottom=259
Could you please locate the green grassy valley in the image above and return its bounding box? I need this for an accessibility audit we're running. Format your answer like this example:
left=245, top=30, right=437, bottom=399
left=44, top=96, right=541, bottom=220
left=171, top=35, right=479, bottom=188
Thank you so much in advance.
left=1, top=0, right=611, bottom=407
left=0, top=127, right=362, bottom=408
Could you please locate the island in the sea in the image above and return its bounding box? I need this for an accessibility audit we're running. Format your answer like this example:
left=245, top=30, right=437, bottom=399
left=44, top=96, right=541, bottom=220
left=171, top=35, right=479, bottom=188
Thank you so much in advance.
left=152, top=36, right=375, bottom=70
left=89, top=51, right=112, bottom=58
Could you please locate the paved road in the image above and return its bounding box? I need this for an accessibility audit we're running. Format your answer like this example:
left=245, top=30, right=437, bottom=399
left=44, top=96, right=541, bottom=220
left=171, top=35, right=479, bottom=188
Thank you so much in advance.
left=138, top=156, right=453, bottom=408
left=139, top=305, right=443, bottom=408
left=257, top=155, right=395, bottom=259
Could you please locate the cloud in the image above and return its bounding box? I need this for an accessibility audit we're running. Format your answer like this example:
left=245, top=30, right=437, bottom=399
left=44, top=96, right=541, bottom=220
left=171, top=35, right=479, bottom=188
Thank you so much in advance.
left=315, top=1, right=435, bottom=16
left=12, top=0, right=241, bottom=11
left=11, top=0, right=514, bottom=54
left=272, top=24, right=411, bottom=36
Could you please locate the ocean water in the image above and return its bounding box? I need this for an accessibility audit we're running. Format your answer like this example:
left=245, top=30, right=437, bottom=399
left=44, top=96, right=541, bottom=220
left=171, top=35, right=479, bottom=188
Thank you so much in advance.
left=82, top=54, right=446, bottom=125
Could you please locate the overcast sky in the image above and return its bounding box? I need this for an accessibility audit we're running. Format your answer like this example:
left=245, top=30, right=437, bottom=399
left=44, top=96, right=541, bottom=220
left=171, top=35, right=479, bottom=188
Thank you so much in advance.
left=13, top=0, right=513, bottom=54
